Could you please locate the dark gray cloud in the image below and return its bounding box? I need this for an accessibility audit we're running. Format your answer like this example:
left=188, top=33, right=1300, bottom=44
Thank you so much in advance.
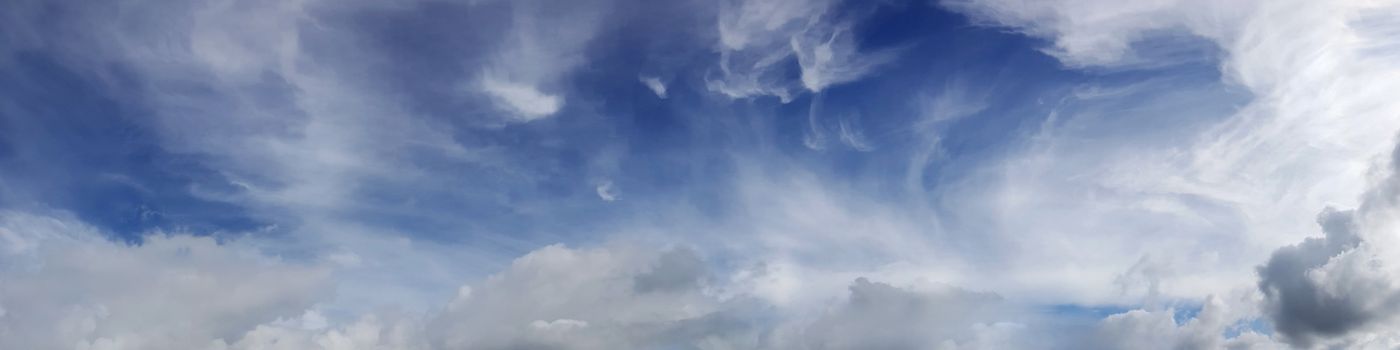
left=1257, top=208, right=1366, bottom=344
left=1257, top=142, right=1400, bottom=347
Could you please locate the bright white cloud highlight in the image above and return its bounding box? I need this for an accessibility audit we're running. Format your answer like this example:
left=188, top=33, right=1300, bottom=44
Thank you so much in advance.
left=480, top=77, right=564, bottom=121
left=639, top=76, right=668, bottom=98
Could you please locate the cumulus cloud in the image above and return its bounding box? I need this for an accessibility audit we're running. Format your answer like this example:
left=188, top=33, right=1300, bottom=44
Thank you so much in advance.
left=928, top=1, right=1400, bottom=347
left=426, top=242, right=1033, bottom=350
left=0, top=212, right=738, bottom=350
left=1090, top=170, right=1400, bottom=349
left=1090, top=294, right=1280, bottom=350
left=426, top=244, right=771, bottom=349
left=0, top=209, right=1041, bottom=350
left=792, top=278, right=1017, bottom=349
left=222, top=312, right=428, bottom=350
left=1252, top=142, right=1400, bottom=347
left=1257, top=208, right=1370, bottom=344
left=0, top=211, right=332, bottom=350
left=938, top=0, right=1400, bottom=307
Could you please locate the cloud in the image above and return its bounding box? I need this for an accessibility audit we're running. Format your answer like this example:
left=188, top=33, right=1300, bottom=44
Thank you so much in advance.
left=595, top=180, right=619, bottom=202
left=1089, top=293, right=1280, bottom=350
left=11, top=0, right=1400, bottom=348
left=937, top=0, right=1400, bottom=308
left=801, top=95, right=876, bottom=151
left=791, top=278, right=1018, bottom=349
left=639, top=76, right=668, bottom=98
left=427, top=242, right=1032, bottom=350
left=0, top=0, right=603, bottom=320
left=791, top=21, right=894, bottom=93
left=706, top=0, right=892, bottom=101
left=1256, top=208, right=1370, bottom=344
left=0, top=211, right=332, bottom=350
left=0, top=208, right=1295, bottom=349
left=929, top=1, right=1400, bottom=346
left=474, top=0, right=609, bottom=121
left=0, top=213, right=761, bottom=350
left=835, top=112, right=874, bottom=151
left=1252, top=142, right=1400, bottom=347
left=223, top=312, right=428, bottom=350
left=427, top=244, right=769, bottom=349
left=480, top=76, right=564, bottom=120
left=530, top=318, right=589, bottom=332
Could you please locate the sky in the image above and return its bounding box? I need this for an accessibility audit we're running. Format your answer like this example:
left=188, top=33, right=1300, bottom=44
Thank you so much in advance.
left=2, top=0, right=1400, bottom=349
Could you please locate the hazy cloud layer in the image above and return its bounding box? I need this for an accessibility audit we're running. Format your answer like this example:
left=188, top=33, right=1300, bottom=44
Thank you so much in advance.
left=0, top=212, right=1023, bottom=349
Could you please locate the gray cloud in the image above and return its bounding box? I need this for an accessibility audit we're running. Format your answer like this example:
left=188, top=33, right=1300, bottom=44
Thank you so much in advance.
left=1090, top=294, right=1279, bottom=350
left=0, top=211, right=332, bottom=350
left=1256, top=208, right=1368, bottom=344
left=633, top=247, right=707, bottom=294
left=794, top=278, right=1016, bottom=350
left=943, top=0, right=1400, bottom=315
left=1255, top=142, right=1400, bottom=347
left=426, top=244, right=769, bottom=350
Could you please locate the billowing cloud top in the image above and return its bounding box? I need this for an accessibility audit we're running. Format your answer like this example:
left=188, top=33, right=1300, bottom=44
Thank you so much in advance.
left=3, top=0, right=1400, bottom=349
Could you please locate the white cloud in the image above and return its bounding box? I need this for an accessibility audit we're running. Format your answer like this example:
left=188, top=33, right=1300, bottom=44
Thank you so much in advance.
left=9, top=0, right=1400, bottom=347
left=0, top=211, right=332, bottom=350
left=1090, top=294, right=1279, bottom=350
left=425, top=242, right=1036, bottom=350
left=0, top=208, right=1290, bottom=349
left=935, top=0, right=1400, bottom=305
left=835, top=113, right=874, bottom=151
left=784, top=278, right=1021, bottom=349
left=530, top=318, right=589, bottom=332
left=639, top=76, right=668, bottom=98
left=474, top=0, right=609, bottom=121
left=791, top=23, right=894, bottom=93
left=0, top=0, right=536, bottom=320
left=426, top=244, right=764, bottom=349
left=480, top=77, right=564, bottom=120
left=595, top=180, right=619, bottom=202
left=707, top=0, right=891, bottom=101
left=943, top=0, right=1400, bottom=344
left=223, top=312, right=428, bottom=350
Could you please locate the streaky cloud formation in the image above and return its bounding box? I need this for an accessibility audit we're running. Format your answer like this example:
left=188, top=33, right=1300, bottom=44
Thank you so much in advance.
left=707, top=0, right=892, bottom=101
left=4, top=0, right=1400, bottom=349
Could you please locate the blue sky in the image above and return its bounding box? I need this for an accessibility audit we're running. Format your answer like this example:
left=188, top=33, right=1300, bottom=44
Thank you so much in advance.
left=3, top=0, right=1400, bottom=349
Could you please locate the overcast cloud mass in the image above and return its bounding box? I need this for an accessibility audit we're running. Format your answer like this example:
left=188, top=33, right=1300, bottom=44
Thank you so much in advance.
left=3, top=0, right=1400, bottom=349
